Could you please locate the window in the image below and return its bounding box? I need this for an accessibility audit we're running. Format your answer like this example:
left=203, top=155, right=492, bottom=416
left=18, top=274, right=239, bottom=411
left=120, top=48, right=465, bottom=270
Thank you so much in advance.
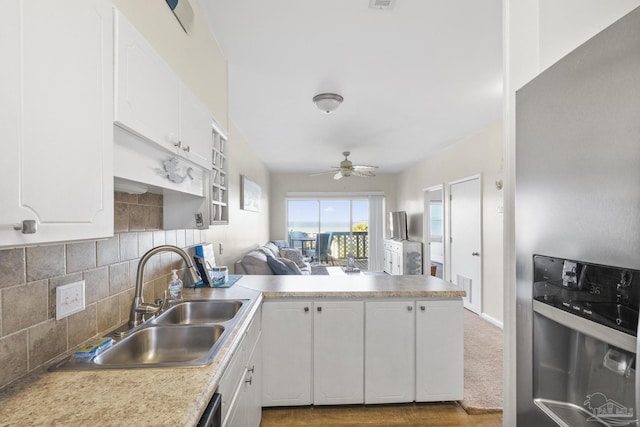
left=286, top=198, right=369, bottom=267
left=430, top=202, right=443, bottom=238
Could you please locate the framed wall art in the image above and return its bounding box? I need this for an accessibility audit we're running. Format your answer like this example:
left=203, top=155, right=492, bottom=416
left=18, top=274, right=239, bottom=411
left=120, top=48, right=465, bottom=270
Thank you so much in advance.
left=241, top=175, right=261, bottom=212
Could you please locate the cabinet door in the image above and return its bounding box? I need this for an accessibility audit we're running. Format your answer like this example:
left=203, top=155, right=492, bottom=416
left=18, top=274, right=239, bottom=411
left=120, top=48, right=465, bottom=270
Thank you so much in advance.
left=314, top=301, right=364, bottom=405
left=364, top=301, right=415, bottom=403
left=262, top=301, right=312, bottom=406
left=416, top=299, right=464, bottom=401
left=115, top=11, right=180, bottom=150
left=394, top=246, right=403, bottom=275
left=245, top=332, right=262, bottom=427
left=179, top=82, right=213, bottom=168
left=0, top=0, right=113, bottom=248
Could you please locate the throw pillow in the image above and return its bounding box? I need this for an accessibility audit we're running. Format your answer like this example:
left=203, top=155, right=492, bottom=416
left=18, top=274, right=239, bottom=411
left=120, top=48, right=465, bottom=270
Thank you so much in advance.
left=280, top=247, right=307, bottom=268
left=263, top=242, right=280, bottom=258
left=279, top=258, right=303, bottom=275
left=241, top=250, right=273, bottom=275
left=266, top=256, right=295, bottom=275
left=270, top=240, right=290, bottom=249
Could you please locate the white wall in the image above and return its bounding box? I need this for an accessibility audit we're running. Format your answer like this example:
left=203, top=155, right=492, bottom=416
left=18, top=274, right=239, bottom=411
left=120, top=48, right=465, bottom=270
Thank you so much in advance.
left=396, top=123, right=503, bottom=324
left=502, top=2, right=640, bottom=425
left=269, top=173, right=397, bottom=240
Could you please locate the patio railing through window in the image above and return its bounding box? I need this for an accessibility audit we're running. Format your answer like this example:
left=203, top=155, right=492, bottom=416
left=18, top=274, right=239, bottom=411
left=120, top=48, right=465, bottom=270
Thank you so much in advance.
left=289, top=231, right=369, bottom=259
left=330, top=231, right=368, bottom=259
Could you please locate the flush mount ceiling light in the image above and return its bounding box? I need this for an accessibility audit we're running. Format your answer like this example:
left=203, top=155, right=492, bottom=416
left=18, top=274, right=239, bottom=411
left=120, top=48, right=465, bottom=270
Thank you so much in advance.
left=313, top=93, right=344, bottom=113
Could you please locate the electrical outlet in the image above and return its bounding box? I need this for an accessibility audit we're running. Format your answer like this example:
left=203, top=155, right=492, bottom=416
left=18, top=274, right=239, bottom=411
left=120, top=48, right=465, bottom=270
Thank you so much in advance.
left=56, top=280, right=85, bottom=320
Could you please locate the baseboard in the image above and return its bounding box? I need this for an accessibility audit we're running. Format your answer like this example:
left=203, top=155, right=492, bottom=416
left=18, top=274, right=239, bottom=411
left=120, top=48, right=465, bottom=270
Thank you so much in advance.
left=480, top=313, right=503, bottom=329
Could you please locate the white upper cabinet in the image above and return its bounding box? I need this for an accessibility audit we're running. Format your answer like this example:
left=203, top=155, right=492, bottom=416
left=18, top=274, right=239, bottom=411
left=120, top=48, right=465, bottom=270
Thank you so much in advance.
left=115, top=11, right=212, bottom=169
left=115, top=10, right=180, bottom=151
left=0, top=0, right=114, bottom=248
left=179, top=82, right=213, bottom=167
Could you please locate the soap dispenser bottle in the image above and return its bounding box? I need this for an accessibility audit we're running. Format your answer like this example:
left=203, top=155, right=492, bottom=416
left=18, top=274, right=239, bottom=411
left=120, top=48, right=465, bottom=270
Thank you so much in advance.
left=168, top=269, right=183, bottom=304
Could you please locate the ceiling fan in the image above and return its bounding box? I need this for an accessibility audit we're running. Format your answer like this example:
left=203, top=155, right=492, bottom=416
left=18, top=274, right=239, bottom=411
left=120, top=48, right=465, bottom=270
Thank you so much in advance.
left=315, top=151, right=378, bottom=180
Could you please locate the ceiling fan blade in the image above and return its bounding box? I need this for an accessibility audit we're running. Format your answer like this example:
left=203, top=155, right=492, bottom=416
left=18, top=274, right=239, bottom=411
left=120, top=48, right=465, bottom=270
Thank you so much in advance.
left=333, top=171, right=343, bottom=180
left=352, top=165, right=378, bottom=171
left=352, top=169, right=376, bottom=178
left=309, top=170, right=339, bottom=177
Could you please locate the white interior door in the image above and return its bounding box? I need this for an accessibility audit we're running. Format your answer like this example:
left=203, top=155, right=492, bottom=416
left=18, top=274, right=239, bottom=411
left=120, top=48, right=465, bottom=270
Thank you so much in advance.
left=449, top=176, right=482, bottom=314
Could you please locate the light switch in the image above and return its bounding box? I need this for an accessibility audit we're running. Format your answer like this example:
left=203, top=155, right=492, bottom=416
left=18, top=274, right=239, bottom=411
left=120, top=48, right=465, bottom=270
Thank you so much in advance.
left=56, top=280, right=85, bottom=320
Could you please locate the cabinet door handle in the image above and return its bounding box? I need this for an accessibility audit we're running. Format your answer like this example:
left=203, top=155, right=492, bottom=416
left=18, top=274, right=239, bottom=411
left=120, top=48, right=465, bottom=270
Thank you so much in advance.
left=183, top=145, right=191, bottom=153
left=245, top=376, right=252, bottom=385
left=13, top=220, right=37, bottom=234
left=247, top=365, right=255, bottom=373
left=420, top=305, right=426, bottom=311
left=317, top=307, right=322, bottom=312
left=472, top=252, right=480, bottom=256
left=304, top=306, right=309, bottom=312
left=407, top=306, right=413, bottom=311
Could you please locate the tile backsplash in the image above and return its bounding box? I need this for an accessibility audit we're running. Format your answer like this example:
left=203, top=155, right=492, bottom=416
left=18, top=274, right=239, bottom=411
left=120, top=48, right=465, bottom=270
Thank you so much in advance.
left=0, top=192, right=205, bottom=389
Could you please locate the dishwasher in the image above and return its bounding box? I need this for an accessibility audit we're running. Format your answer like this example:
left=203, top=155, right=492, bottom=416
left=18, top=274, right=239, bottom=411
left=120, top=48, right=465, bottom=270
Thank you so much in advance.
left=197, top=393, right=221, bottom=427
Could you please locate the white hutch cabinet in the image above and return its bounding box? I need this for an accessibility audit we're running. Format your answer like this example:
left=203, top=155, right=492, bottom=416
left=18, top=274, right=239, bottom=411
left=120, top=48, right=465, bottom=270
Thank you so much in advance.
left=383, top=239, right=423, bottom=275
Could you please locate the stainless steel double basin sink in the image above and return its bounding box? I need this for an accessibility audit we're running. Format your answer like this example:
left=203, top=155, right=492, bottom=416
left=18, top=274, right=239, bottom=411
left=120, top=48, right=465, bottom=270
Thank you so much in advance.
left=51, top=299, right=249, bottom=371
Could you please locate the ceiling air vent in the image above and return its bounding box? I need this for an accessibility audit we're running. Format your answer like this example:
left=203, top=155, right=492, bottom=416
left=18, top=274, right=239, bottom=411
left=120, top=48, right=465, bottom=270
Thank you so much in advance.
left=369, top=0, right=395, bottom=10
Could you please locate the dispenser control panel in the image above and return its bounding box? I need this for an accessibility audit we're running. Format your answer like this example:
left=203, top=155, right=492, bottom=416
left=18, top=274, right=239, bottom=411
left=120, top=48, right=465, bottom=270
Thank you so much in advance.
left=533, top=255, right=640, bottom=336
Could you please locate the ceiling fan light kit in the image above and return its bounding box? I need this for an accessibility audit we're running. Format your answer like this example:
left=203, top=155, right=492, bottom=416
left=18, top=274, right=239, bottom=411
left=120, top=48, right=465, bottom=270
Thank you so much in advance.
left=313, top=93, right=344, bottom=113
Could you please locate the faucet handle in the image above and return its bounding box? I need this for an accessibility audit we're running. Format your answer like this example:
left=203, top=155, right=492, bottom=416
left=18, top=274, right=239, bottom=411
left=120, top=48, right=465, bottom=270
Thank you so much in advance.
left=154, top=290, right=168, bottom=311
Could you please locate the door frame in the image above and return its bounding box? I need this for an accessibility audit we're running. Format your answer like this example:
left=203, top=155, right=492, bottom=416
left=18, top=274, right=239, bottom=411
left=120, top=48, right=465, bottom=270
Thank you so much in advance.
left=447, top=174, right=483, bottom=314
left=422, top=184, right=444, bottom=277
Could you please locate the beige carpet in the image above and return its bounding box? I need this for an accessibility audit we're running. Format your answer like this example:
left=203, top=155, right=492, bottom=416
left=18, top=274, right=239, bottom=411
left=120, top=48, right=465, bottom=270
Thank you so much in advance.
left=459, top=309, right=503, bottom=414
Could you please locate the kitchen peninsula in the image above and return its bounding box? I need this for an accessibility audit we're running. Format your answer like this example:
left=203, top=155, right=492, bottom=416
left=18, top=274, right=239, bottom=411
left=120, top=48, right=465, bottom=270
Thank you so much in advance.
left=0, top=274, right=464, bottom=426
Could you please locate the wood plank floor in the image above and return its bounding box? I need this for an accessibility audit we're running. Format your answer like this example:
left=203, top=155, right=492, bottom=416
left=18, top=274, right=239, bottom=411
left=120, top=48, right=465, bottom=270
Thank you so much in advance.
left=261, top=402, right=502, bottom=426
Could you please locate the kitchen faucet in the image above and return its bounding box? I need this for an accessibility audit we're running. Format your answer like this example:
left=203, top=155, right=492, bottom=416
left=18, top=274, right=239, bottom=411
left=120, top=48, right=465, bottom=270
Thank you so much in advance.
left=128, top=245, right=202, bottom=327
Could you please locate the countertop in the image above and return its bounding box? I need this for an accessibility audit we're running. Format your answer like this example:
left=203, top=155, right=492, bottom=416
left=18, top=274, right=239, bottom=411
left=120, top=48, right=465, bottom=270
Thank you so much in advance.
left=0, top=274, right=463, bottom=426
left=239, top=273, right=465, bottom=298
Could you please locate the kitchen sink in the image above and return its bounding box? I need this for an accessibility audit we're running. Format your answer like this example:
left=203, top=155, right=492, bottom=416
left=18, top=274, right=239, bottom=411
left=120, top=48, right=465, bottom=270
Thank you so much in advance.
left=152, top=300, right=246, bottom=325
left=94, top=325, right=225, bottom=367
left=50, top=298, right=251, bottom=371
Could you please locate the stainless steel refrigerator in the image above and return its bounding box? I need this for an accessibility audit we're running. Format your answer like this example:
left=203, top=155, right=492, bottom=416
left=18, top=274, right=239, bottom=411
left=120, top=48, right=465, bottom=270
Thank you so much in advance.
left=516, top=6, right=640, bottom=426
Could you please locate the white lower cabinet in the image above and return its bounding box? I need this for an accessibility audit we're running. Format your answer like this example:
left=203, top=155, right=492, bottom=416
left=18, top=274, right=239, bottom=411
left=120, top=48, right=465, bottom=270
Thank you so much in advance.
left=219, top=307, right=262, bottom=427
left=261, top=301, right=312, bottom=406
left=262, top=300, right=364, bottom=406
left=313, top=301, right=364, bottom=405
left=416, top=299, right=464, bottom=401
left=261, top=297, right=463, bottom=408
left=364, top=301, right=416, bottom=404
